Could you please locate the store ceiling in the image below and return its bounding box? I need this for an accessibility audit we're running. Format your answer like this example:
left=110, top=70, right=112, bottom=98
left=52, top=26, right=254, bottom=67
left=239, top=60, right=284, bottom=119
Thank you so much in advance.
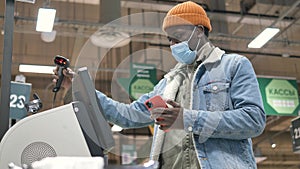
left=0, top=0, right=300, bottom=168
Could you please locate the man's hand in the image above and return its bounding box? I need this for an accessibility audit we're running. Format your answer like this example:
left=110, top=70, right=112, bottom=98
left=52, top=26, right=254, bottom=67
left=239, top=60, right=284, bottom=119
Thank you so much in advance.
left=150, top=100, right=184, bottom=131
left=52, top=67, right=75, bottom=91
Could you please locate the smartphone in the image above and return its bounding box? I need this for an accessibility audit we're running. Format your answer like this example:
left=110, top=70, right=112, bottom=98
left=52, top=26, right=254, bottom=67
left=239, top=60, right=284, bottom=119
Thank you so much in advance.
left=144, top=95, right=168, bottom=111
left=145, top=95, right=170, bottom=132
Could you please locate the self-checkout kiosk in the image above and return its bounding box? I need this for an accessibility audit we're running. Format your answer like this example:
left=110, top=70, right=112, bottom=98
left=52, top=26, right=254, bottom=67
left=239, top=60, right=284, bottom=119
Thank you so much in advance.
left=0, top=67, right=115, bottom=169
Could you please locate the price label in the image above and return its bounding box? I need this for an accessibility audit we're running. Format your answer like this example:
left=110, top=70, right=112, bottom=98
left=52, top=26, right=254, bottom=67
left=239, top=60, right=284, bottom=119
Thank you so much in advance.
left=290, top=116, right=300, bottom=153
left=10, top=81, right=32, bottom=119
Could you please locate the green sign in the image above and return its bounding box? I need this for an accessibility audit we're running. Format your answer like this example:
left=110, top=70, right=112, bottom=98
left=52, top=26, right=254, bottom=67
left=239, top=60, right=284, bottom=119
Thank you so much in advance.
left=10, top=81, right=32, bottom=119
left=258, top=77, right=299, bottom=116
left=118, top=63, right=157, bottom=100
left=130, top=78, right=154, bottom=99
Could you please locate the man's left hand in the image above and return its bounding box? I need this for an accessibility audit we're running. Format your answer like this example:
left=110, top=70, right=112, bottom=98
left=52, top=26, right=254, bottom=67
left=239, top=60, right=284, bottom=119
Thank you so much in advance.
left=150, top=100, right=184, bottom=130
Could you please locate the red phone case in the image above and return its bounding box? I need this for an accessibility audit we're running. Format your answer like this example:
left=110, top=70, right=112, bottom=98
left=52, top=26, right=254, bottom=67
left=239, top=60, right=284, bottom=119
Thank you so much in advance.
left=144, top=95, right=167, bottom=111
left=145, top=96, right=170, bottom=132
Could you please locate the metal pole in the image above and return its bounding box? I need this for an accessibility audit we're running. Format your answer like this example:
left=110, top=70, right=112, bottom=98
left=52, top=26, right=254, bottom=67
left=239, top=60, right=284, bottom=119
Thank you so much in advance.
left=0, top=0, right=15, bottom=141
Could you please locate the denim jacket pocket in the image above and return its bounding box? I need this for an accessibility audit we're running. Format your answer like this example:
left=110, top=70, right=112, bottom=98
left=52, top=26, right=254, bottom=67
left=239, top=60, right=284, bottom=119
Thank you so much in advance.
left=202, top=82, right=230, bottom=111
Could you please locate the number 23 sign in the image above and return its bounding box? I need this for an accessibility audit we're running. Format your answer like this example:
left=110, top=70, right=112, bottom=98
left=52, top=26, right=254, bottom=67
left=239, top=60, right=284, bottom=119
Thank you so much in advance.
left=291, top=116, right=300, bottom=154
left=10, top=81, right=32, bottom=119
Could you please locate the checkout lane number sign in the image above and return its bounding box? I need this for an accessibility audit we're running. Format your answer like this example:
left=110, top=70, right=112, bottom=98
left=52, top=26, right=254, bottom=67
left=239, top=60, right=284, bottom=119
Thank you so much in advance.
left=291, top=117, right=300, bottom=153
left=9, top=81, right=32, bottom=119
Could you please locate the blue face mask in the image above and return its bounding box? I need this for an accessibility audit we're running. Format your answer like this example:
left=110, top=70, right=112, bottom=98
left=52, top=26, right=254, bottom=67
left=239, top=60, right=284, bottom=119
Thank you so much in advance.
left=170, top=27, right=201, bottom=65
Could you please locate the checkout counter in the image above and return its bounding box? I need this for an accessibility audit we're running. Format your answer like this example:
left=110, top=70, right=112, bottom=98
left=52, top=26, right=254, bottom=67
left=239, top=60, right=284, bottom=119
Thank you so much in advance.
left=0, top=68, right=155, bottom=169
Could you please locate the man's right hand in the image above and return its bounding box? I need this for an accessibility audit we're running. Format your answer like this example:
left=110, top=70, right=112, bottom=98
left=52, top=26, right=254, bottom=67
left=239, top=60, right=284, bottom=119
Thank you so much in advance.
left=52, top=67, right=75, bottom=91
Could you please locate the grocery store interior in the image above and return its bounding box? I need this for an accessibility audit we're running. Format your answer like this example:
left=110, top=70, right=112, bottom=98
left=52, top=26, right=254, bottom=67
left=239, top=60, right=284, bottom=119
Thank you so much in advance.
left=0, top=0, right=300, bottom=169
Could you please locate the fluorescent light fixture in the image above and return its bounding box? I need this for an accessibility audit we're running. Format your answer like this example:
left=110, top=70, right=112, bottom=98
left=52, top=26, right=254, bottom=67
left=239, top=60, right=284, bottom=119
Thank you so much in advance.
left=111, top=124, right=123, bottom=132
left=16, top=0, right=35, bottom=3
left=255, top=156, right=267, bottom=163
left=36, top=8, right=56, bottom=32
left=19, top=64, right=56, bottom=74
left=248, top=27, right=280, bottom=48
left=254, top=147, right=267, bottom=163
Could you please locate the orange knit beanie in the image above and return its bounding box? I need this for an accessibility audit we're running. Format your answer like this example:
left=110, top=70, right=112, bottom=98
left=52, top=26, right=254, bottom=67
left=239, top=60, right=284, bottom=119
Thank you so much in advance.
left=162, top=1, right=212, bottom=32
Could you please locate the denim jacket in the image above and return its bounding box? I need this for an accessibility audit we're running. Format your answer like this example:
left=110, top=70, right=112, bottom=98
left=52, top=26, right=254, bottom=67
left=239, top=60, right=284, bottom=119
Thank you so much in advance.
left=96, top=48, right=266, bottom=169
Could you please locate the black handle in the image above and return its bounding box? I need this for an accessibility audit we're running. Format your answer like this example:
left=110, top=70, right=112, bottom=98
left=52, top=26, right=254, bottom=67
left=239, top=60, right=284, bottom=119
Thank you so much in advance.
left=52, top=66, right=64, bottom=92
left=52, top=55, right=70, bottom=93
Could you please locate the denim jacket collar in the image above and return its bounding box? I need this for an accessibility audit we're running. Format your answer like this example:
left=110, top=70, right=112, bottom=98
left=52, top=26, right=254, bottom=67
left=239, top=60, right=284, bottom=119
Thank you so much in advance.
left=196, top=42, right=225, bottom=65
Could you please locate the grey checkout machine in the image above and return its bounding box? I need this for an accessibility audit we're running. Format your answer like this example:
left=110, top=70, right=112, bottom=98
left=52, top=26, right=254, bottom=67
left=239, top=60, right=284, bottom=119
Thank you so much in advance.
left=0, top=67, right=155, bottom=169
left=0, top=67, right=114, bottom=169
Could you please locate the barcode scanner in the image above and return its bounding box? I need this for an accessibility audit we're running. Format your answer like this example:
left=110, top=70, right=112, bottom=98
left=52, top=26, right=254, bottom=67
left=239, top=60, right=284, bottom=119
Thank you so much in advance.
left=52, top=55, right=70, bottom=93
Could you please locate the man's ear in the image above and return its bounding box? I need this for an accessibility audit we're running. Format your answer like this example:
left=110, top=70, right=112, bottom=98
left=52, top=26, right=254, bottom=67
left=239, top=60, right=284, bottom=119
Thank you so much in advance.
left=196, top=30, right=205, bottom=38
left=196, top=26, right=205, bottom=38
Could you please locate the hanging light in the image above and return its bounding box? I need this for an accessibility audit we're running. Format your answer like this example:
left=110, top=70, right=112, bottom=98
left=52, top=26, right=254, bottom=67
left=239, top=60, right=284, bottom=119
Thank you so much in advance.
left=247, top=27, right=280, bottom=48
left=36, top=8, right=56, bottom=32
left=16, top=0, right=35, bottom=3
left=271, top=142, right=277, bottom=149
left=19, top=64, right=55, bottom=74
left=41, top=30, right=57, bottom=42
left=111, top=124, right=123, bottom=132
left=254, top=147, right=267, bottom=163
left=269, top=138, right=277, bottom=149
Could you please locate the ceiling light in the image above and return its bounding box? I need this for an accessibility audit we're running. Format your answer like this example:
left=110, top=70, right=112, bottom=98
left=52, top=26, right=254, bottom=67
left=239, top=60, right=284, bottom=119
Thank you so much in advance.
left=111, top=124, right=123, bottom=132
left=19, top=64, right=56, bottom=74
left=255, top=156, right=267, bottom=163
left=16, top=0, right=35, bottom=3
left=36, top=8, right=56, bottom=32
left=248, top=27, right=280, bottom=48
left=271, top=143, right=277, bottom=149
left=282, top=53, right=290, bottom=58
left=90, top=29, right=131, bottom=48
left=254, top=147, right=267, bottom=163
left=41, top=30, right=57, bottom=43
left=268, top=138, right=277, bottom=149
